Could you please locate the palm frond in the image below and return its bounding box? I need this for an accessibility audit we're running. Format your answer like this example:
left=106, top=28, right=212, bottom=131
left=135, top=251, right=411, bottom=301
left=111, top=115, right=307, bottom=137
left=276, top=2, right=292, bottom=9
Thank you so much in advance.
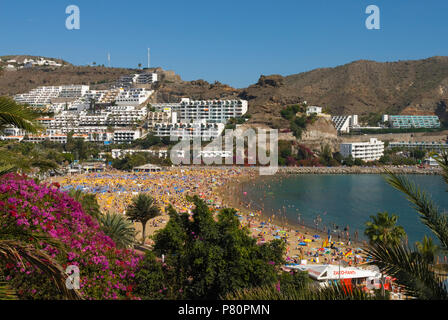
left=365, top=242, right=448, bottom=299
left=99, top=213, right=136, bottom=248
left=0, top=240, right=83, bottom=300
left=0, top=281, right=18, bottom=300
left=384, top=169, right=448, bottom=251
left=224, top=282, right=376, bottom=300
left=0, top=164, right=15, bottom=176
left=434, top=153, right=448, bottom=188
left=0, top=96, right=42, bottom=133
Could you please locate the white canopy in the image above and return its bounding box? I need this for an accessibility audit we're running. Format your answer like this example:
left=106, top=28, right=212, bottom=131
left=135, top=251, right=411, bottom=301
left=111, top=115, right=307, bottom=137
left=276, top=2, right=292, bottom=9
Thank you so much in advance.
left=287, top=264, right=381, bottom=281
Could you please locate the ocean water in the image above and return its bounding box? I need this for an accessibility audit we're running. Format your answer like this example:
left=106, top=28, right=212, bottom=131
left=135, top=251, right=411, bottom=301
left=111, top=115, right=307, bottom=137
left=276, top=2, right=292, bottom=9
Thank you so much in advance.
left=240, top=174, right=448, bottom=245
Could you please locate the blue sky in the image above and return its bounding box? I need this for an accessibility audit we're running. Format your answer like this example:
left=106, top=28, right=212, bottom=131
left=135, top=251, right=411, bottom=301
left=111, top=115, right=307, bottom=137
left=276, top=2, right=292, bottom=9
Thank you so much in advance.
left=1, top=0, right=447, bottom=88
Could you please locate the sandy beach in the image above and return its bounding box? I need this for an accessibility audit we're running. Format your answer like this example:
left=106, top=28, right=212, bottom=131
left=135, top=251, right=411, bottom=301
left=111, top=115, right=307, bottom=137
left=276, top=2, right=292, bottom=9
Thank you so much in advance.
left=53, top=166, right=369, bottom=266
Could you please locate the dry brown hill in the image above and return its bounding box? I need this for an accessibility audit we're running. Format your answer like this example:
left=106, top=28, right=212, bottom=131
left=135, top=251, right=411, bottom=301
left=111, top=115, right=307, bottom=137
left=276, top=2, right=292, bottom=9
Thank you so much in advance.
left=2, top=55, right=448, bottom=127
left=0, top=65, right=133, bottom=96
left=237, top=57, right=448, bottom=128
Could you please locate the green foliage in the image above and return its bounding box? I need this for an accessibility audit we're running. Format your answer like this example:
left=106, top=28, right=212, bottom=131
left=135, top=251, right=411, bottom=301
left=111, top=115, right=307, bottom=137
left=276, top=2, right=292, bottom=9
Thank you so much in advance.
left=64, top=133, right=99, bottom=161
left=225, top=117, right=248, bottom=130
left=278, top=140, right=293, bottom=165
left=98, top=213, right=136, bottom=249
left=278, top=269, right=310, bottom=291
left=224, top=281, right=378, bottom=300
left=112, top=153, right=147, bottom=171
left=343, top=155, right=354, bottom=166
left=126, top=194, right=161, bottom=244
left=365, top=242, right=448, bottom=300
left=280, top=104, right=301, bottom=120
left=130, top=134, right=161, bottom=149
left=280, top=104, right=314, bottom=139
left=0, top=142, right=65, bottom=175
left=319, top=144, right=338, bottom=166
left=365, top=211, right=406, bottom=246
left=360, top=112, right=382, bottom=127
left=354, top=158, right=365, bottom=166
left=112, top=152, right=171, bottom=171
left=415, top=236, right=439, bottom=264
left=0, top=96, right=42, bottom=133
left=410, top=149, right=427, bottom=160
left=379, top=152, right=419, bottom=166
left=364, top=164, right=448, bottom=299
left=152, top=196, right=286, bottom=299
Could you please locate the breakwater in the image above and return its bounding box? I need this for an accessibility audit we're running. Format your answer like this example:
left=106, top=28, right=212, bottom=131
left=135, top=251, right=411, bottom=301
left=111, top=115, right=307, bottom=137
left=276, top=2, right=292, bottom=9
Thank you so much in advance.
left=276, top=166, right=442, bottom=175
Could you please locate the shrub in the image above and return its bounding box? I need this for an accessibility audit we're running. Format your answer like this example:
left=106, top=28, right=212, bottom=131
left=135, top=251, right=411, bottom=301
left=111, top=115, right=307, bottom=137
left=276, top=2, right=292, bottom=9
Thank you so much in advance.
left=0, top=174, right=143, bottom=299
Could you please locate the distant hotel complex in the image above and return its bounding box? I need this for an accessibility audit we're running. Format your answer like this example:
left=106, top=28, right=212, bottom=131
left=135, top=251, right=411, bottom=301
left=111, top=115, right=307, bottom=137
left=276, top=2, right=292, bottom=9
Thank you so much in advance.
left=3, top=73, right=249, bottom=145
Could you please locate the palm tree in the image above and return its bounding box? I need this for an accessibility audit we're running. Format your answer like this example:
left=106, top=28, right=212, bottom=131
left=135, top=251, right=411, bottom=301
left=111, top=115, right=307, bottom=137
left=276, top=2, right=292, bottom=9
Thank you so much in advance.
left=126, top=194, right=161, bottom=244
left=416, top=236, right=439, bottom=264
left=364, top=211, right=406, bottom=246
left=364, top=161, right=448, bottom=299
left=98, top=213, right=136, bottom=249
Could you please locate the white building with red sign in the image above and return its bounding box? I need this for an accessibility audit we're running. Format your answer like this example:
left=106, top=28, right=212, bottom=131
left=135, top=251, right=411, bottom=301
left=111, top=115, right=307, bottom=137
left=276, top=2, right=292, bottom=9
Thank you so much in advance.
left=285, top=264, right=382, bottom=286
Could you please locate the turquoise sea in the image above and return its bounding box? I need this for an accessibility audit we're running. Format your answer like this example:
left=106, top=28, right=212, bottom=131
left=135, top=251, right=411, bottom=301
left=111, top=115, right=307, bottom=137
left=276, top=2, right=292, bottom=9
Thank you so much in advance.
left=240, top=174, right=448, bottom=245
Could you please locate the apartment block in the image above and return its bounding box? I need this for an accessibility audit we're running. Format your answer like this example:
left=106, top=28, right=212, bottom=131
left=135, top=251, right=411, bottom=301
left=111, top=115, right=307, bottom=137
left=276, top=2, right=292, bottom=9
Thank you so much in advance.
left=152, top=98, right=248, bottom=123
left=340, top=138, right=384, bottom=161
left=113, top=129, right=142, bottom=144
left=382, top=115, right=441, bottom=129
left=115, top=88, right=153, bottom=106
left=14, top=85, right=89, bottom=107
left=389, top=141, right=448, bottom=152
left=153, top=122, right=225, bottom=141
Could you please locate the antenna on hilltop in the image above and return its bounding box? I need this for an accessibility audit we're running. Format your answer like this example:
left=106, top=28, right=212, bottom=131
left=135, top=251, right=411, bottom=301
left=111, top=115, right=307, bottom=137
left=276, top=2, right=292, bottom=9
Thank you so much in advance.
left=107, top=53, right=111, bottom=68
left=147, top=48, right=150, bottom=69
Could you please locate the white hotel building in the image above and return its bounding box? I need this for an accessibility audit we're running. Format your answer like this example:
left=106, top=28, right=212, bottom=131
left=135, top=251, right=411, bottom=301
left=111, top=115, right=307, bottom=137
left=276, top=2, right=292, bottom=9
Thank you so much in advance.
left=340, top=138, right=384, bottom=161
left=153, top=121, right=225, bottom=141
left=331, top=115, right=359, bottom=134
left=113, top=129, right=142, bottom=144
left=152, top=98, right=248, bottom=123
left=14, top=85, right=89, bottom=107
left=115, top=88, right=153, bottom=106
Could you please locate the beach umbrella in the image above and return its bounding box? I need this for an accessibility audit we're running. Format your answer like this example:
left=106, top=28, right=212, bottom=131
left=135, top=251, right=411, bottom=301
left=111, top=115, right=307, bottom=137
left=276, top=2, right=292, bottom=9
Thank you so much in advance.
left=299, top=242, right=307, bottom=246
left=313, top=235, right=320, bottom=238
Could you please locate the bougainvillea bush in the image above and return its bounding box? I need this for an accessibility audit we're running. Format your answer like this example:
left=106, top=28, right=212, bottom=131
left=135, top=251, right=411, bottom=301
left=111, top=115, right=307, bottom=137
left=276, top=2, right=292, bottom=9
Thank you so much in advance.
left=0, top=174, right=143, bottom=300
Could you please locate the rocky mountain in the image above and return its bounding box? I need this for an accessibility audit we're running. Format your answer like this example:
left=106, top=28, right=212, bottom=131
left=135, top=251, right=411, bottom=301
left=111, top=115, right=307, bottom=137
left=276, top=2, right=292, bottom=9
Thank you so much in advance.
left=152, top=57, right=448, bottom=128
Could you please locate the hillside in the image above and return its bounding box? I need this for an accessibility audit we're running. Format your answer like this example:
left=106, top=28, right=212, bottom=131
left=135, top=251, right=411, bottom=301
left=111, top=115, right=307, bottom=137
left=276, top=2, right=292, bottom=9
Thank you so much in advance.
left=236, top=57, right=448, bottom=128
left=2, top=55, right=448, bottom=127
